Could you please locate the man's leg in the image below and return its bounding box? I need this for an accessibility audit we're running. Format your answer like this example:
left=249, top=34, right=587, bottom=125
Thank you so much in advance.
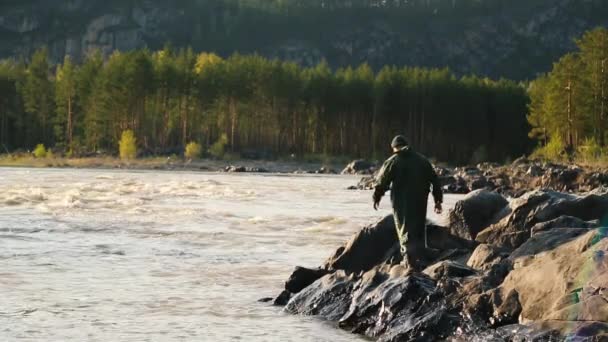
left=393, top=209, right=424, bottom=270
left=392, top=208, right=408, bottom=257
left=406, top=218, right=426, bottom=267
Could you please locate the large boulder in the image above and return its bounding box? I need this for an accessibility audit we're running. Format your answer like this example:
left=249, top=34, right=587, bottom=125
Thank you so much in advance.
left=501, top=228, right=608, bottom=322
left=476, top=189, right=608, bottom=250
left=467, top=244, right=510, bottom=271
left=322, top=215, right=399, bottom=273
left=448, top=189, right=509, bottom=240
left=285, top=266, right=463, bottom=341
left=284, top=266, right=330, bottom=294
left=530, top=215, right=599, bottom=235
left=348, top=175, right=375, bottom=190
left=322, top=215, right=477, bottom=274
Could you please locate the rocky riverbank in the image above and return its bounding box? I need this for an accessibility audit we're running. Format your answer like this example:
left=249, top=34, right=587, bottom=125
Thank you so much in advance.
left=0, top=154, right=345, bottom=174
left=270, top=188, right=608, bottom=341
left=350, top=158, right=608, bottom=197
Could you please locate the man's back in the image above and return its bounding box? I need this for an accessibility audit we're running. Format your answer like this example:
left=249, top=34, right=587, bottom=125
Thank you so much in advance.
left=375, top=147, right=441, bottom=205
left=390, top=148, right=435, bottom=199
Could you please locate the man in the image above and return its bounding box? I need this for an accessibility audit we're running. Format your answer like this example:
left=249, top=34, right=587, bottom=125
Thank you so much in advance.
left=373, top=135, right=443, bottom=270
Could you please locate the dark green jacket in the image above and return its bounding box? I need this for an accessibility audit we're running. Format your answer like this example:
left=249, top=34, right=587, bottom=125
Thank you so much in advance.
left=375, top=147, right=443, bottom=216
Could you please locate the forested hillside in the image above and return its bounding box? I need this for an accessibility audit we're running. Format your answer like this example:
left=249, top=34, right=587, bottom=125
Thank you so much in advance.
left=0, top=48, right=529, bottom=164
left=0, top=0, right=607, bottom=79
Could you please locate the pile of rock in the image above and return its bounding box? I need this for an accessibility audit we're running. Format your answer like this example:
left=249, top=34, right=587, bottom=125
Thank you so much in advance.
left=341, top=160, right=378, bottom=175
left=269, top=189, right=608, bottom=341
left=351, top=159, right=608, bottom=196
left=222, top=165, right=269, bottom=173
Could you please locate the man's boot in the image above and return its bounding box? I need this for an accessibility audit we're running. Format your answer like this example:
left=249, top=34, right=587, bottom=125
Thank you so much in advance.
left=401, top=254, right=422, bottom=273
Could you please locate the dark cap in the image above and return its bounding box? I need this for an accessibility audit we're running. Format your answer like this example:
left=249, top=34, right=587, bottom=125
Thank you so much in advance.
left=391, top=135, right=408, bottom=148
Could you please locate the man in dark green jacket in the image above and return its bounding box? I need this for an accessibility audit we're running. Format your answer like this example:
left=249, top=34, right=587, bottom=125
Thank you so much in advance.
left=373, top=135, right=443, bottom=270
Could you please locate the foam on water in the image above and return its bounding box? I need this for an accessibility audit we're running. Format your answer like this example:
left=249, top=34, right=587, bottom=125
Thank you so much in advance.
left=0, top=167, right=460, bottom=341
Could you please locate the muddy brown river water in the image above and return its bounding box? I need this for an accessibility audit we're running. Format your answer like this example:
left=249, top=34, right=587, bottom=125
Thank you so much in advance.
left=0, top=167, right=460, bottom=341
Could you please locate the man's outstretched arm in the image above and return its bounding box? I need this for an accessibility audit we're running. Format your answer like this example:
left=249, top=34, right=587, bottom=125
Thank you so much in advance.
left=429, top=164, right=443, bottom=214
left=373, top=157, right=395, bottom=210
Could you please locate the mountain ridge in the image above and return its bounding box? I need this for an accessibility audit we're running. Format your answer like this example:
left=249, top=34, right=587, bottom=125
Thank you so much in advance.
left=1, top=0, right=607, bottom=79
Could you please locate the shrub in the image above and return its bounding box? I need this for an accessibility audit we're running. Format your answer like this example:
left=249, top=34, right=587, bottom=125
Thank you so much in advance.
left=184, top=142, right=202, bottom=160
left=46, top=148, right=54, bottom=159
left=119, top=130, right=137, bottom=160
left=33, top=144, right=47, bottom=158
left=209, top=134, right=228, bottom=158
left=532, top=135, right=565, bottom=161
left=577, top=137, right=602, bottom=162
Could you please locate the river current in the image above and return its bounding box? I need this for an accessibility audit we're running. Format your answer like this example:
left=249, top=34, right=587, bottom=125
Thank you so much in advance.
left=0, top=168, right=460, bottom=341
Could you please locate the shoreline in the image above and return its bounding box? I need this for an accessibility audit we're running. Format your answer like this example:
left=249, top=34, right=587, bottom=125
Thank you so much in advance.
left=273, top=188, right=608, bottom=341
left=0, top=156, right=349, bottom=175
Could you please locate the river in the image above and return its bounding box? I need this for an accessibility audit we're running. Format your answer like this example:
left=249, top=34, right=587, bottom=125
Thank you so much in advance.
left=0, top=167, right=461, bottom=341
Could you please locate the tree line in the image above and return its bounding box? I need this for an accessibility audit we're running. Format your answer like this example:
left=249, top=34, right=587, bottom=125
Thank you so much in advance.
left=527, top=27, right=608, bottom=160
left=0, top=47, right=530, bottom=164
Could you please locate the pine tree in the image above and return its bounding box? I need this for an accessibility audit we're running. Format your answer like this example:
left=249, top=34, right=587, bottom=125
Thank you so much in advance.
left=21, top=47, right=54, bottom=146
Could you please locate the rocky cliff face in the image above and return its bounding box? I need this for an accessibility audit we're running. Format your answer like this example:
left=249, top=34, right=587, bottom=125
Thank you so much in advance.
left=1, top=0, right=607, bottom=79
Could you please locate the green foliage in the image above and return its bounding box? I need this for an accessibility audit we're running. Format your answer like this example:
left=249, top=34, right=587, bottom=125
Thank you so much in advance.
left=33, top=144, right=47, bottom=158
left=532, top=135, right=566, bottom=161
left=119, top=130, right=137, bottom=160
left=528, top=27, right=608, bottom=160
left=184, top=141, right=202, bottom=159
left=2, top=45, right=534, bottom=164
left=22, top=48, right=54, bottom=145
left=55, top=56, right=78, bottom=147
left=209, top=134, right=229, bottom=159
left=578, top=137, right=602, bottom=162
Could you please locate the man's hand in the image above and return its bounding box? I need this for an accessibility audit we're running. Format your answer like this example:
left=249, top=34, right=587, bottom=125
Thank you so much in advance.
left=373, top=198, right=381, bottom=211
left=434, top=202, right=443, bottom=214
left=373, top=190, right=383, bottom=211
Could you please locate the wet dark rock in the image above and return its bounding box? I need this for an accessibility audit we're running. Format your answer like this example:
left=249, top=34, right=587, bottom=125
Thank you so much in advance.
left=285, top=267, right=330, bottom=294
left=284, top=270, right=356, bottom=321
left=443, top=176, right=470, bottom=194
left=315, top=167, right=337, bottom=174
left=223, top=165, right=269, bottom=173
left=470, top=176, right=490, bottom=190
left=258, top=297, right=273, bottom=303
left=224, top=165, right=247, bottom=172
left=349, top=175, right=375, bottom=190
left=448, top=189, right=509, bottom=240
left=323, top=215, right=399, bottom=273
left=273, top=290, right=292, bottom=306
left=341, top=160, right=377, bottom=175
